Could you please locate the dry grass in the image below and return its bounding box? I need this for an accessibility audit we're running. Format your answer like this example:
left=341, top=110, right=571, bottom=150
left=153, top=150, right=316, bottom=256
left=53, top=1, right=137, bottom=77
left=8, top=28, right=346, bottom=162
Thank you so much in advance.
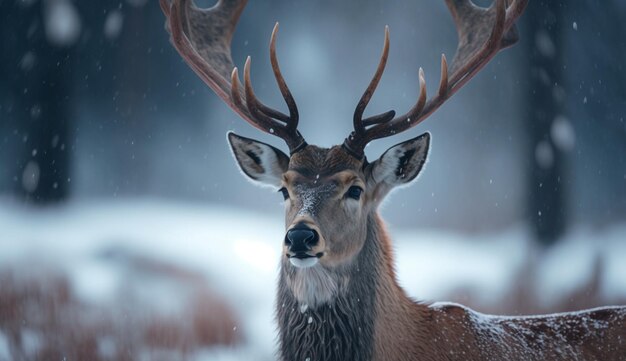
left=0, top=264, right=240, bottom=361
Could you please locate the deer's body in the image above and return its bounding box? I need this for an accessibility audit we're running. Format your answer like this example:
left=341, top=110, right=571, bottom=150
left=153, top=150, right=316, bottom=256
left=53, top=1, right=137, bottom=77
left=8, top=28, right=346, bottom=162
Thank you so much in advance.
left=161, top=0, right=626, bottom=359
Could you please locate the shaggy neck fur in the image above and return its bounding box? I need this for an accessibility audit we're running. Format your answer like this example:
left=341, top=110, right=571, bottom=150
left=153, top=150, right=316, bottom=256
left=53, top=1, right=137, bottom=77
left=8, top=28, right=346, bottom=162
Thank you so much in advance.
left=276, top=214, right=389, bottom=361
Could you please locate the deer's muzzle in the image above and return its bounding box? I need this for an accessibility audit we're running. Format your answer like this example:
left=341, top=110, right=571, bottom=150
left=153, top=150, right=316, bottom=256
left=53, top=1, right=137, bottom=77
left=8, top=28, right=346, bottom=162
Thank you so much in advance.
left=285, top=225, right=322, bottom=268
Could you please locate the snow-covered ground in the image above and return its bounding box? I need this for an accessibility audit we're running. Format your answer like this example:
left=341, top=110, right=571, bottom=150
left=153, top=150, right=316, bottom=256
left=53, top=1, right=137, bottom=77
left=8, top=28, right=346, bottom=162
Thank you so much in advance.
left=0, top=199, right=625, bottom=360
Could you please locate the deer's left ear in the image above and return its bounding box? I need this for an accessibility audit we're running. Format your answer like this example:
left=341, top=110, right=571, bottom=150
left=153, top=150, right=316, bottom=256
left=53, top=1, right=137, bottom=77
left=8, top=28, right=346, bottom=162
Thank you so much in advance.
left=367, top=132, right=430, bottom=187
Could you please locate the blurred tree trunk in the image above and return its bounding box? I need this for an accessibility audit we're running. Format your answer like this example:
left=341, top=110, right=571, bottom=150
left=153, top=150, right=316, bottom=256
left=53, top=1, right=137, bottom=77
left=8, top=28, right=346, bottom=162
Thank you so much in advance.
left=1, top=0, right=76, bottom=203
left=524, top=1, right=567, bottom=246
left=564, top=0, right=626, bottom=226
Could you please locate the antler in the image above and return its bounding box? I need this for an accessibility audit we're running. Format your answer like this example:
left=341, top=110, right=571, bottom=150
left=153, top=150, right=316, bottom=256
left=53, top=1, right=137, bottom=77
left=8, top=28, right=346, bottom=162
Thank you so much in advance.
left=343, top=0, right=528, bottom=159
left=160, top=0, right=307, bottom=154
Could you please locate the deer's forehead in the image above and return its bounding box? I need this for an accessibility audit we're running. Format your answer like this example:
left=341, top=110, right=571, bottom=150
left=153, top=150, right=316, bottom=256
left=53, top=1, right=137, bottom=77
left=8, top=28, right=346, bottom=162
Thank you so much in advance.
left=287, top=145, right=363, bottom=177
left=283, top=170, right=360, bottom=187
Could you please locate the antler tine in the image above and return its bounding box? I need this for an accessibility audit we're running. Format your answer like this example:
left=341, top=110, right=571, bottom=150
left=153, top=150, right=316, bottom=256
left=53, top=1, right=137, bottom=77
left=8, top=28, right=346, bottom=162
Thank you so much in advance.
left=343, top=26, right=395, bottom=157
left=363, top=67, right=427, bottom=142
left=437, top=54, right=449, bottom=98
left=344, top=0, right=527, bottom=158
left=231, top=66, right=268, bottom=132
left=242, top=57, right=280, bottom=129
left=237, top=59, right=291, bottom=124
left=242, top=57, right=306, bottom=152
left=362, top=110, right=397, bottom=127
left=161, top=0, right=307, bottom=154
left=232, top=23, right=299, bottom=125
left=353, top=27, right=392, bottom=132
left=270, top=23, right=300, bottom=130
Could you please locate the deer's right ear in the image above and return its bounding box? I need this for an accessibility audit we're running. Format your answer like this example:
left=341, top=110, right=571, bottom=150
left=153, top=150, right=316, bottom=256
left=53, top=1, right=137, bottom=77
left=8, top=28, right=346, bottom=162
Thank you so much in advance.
left=227, top=132, right=290, bottom=187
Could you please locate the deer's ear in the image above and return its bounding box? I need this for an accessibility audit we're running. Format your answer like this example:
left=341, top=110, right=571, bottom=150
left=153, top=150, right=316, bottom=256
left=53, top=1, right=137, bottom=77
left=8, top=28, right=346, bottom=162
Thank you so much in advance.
left=368, top=132, right=430, bottom=187
left=228, top=132, right=289, bottom=187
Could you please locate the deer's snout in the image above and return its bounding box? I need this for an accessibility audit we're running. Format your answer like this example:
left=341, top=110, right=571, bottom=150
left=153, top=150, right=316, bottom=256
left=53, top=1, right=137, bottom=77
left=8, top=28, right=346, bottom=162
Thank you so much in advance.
left=284, top=222, right=324, bottom=268
left=285, top=227, right=319, bottom=255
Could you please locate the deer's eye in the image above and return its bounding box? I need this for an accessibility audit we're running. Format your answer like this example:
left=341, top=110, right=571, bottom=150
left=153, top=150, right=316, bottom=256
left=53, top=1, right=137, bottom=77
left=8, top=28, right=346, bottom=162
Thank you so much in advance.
left=278, top=187, right=290, bottom=200
left=346, top=186, right=363, bottom=200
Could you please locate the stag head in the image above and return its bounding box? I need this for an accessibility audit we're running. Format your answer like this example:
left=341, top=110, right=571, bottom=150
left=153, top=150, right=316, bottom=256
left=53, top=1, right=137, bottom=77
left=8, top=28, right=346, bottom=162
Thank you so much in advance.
left=228, top=131, right=429, bottom=270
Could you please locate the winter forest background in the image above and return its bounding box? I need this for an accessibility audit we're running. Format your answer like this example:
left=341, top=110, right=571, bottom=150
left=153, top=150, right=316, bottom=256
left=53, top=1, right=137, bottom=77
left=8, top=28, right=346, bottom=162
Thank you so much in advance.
left=1, top=0, right=625, bottom=360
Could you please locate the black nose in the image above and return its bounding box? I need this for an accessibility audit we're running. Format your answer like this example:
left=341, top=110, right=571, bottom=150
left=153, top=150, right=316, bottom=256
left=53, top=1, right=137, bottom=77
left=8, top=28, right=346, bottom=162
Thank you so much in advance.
left=285, top=227, right=319, bottom=254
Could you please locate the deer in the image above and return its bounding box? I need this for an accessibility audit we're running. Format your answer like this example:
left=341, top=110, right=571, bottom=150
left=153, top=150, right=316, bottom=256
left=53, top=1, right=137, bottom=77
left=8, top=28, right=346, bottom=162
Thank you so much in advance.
left=160, top=0, right=626, bottom=360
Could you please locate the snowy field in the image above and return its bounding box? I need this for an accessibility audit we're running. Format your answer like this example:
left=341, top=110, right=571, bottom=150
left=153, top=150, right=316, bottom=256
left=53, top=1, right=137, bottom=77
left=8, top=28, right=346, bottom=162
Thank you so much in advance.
left=1, top=199, right=625, bottom=360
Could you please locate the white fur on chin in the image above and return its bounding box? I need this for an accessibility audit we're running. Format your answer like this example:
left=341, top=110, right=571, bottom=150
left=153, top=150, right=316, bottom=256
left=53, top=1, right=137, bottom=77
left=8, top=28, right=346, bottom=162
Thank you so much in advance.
left=289, top=257, right=319, bottom=268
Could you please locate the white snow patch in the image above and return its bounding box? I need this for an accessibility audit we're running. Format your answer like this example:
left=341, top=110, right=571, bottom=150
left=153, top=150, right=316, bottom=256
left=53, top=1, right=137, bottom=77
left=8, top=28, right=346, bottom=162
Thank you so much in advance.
left=396, top=228, right=528, bottom=305
left=233, top=238, right=277, bottom=273
left=600, top=225, right=626, bottom=300
left=21, top=330, right=42, bottom=357
left=535, top=231, right=597, bottom=305
left=0, top=332, right=10, bottom=360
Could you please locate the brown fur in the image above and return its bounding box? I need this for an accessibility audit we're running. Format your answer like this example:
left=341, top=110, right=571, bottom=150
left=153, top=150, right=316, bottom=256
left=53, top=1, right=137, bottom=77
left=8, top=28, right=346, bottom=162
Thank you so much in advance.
left=289, top=144, right=363, bottom=177
left=368, top=220, right=626, bottom=361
